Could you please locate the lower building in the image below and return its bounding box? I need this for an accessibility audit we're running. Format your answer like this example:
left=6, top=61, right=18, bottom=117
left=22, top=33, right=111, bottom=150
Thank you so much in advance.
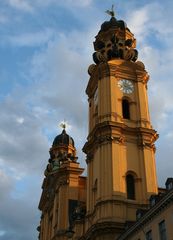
left=117, top=178, right=173, bottom=240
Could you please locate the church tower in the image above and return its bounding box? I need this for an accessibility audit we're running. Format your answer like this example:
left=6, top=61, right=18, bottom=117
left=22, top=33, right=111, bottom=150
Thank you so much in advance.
left=38, top=126, right=86, bottom=240
left=38, top=10, right=159, bottom=240
left=82, top=12, right=158, bottom=239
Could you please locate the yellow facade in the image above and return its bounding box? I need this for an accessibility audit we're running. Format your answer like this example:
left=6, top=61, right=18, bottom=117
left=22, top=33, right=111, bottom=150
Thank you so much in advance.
left=82, top=58, right=158, bottom=239
left=117, top=184, right=173, bottom=240
left=37, top=13, right=169, bottom=240
left=38, top=130, right=86, bottom=240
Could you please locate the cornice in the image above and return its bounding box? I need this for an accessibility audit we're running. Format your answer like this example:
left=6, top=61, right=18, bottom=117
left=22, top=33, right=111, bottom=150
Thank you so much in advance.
left=78, top=221, right=124, bottom=240
left=85, top=198, right=148, bottom=221
left=83, top=121, right=158, bottom=154
left=86, top=60, right=149, bottom=97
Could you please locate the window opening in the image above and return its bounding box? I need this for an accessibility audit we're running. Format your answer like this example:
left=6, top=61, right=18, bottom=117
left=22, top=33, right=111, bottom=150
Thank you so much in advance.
left=146, top=230, right=152, bottom=240
left=159, top=220, right=167, bottom=240
left=126, top=174, right=135, bottom=200
left=122, top=99, right=130, bottom=119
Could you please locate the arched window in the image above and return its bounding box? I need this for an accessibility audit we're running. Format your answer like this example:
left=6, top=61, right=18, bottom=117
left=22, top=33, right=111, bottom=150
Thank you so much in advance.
left=126, top=174, right=135, bottom=200
left=122, top=99, right=130, bottom=119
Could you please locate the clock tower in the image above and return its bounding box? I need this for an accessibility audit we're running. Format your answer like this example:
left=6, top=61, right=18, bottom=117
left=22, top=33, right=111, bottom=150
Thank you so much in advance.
left=38, top=10, right=159, bottom=240
left=82, top=14, right=158, bottom=239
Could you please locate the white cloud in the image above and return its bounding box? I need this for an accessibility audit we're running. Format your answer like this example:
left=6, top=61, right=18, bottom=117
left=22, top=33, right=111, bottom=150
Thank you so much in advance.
left=0, top=170, right=13, bottom=194
left=125, top=3, right=173, bottom=133
left=7, top=28, right=55, bottom=47
left=27, top=31, right=92, bottom=128
left=0, top=91, right=50, bottom=178
left=127, top=5, right=149, bottom=42
left=140, top=46, right=173, bottom=132
left=0, top=231, right=6, bottom=237
left=35, top=0, right=93, bottom=7
left=0, top=170, right=40, bottom=240
left=65, top=0, right=93, bottom=7
left=127, top=2, right=173, bottom=45
left=8, top=0, right=33, bottom=12
left=16, top=117, right=24, bottom=124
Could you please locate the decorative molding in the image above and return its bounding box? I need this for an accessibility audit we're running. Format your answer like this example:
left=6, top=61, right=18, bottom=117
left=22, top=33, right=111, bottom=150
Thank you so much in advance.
left=85, top=198, right=147, bottom=224
left=78, top=221, right=124, bottom=240
left=86, top=153, right=94, bottom=164
left=93, top=23, right=138, bottom=64
left=94, top=135, right=125, bottom=146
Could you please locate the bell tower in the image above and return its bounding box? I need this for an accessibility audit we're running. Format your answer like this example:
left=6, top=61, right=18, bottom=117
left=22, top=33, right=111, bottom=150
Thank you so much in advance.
left=38, top=125, right=86, bottom=240
left=83, top=12, right=158, bottom=239
left=38, top=9, right=159, bottom=240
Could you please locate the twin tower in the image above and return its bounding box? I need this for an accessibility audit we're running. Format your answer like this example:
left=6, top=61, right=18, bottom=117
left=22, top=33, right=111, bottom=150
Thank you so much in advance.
left=38, top=14, right=158, bottom=240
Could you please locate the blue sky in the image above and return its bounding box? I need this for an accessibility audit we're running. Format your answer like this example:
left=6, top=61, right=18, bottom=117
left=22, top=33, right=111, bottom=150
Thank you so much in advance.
left=0, top=1, right=173, bottom=239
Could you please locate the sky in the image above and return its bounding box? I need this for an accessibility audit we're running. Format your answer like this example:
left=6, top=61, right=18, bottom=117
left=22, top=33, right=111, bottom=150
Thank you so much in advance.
left=0, top=0, right=173, bottom=239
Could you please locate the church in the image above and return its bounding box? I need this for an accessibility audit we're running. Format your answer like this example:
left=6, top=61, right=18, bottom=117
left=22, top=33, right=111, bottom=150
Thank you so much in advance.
left=37, top=9, right=173, bottom=240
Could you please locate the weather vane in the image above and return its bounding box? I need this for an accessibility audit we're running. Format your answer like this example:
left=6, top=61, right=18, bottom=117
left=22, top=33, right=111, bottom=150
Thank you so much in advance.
left=105, top=4, right=115, bottom=17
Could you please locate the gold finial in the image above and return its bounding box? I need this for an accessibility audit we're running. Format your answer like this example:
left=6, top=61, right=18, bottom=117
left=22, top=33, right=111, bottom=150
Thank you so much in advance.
left=60, top=120, right=67, bottom=130
left=59, top=120, right=72, bottom=132
left=105, top=4, right=115, bottom=17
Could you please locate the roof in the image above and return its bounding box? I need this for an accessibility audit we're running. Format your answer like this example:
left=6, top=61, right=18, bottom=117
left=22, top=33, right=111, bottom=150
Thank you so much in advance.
left=52, top=129, right=74, bottom=147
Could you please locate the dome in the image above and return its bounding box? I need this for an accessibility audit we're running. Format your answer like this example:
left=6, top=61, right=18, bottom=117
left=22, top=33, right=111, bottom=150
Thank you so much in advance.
left=100, top=17, right=127, bottom=33
left=52, top=129, right=74, bottom=147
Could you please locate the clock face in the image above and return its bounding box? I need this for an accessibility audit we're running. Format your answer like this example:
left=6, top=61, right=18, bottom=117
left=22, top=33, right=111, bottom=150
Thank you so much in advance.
left=118, top=79, right=134, bottom=94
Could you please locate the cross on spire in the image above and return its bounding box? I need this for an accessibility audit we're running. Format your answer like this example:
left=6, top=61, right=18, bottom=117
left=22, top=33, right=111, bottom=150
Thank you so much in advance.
left=60, top=121, right=67, bottom=130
